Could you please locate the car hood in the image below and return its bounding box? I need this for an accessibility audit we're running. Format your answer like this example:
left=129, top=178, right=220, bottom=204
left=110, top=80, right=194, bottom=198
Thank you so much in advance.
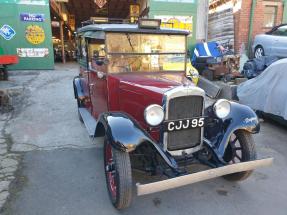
left=107, top=72, right=196, bottom=140
left=112, top=72, right=194, bottom=95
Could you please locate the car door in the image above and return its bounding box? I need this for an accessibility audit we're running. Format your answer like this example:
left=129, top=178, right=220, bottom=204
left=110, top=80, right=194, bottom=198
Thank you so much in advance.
left=78, top=36, right=92, bottom=113
left=87, top=38, right=108, bottom=119
left=270, top=25, right=287, bottom=58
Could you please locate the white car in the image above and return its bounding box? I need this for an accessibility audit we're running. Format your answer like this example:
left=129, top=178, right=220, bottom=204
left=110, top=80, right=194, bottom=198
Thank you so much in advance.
left=253, top=24, right=287, bottom=58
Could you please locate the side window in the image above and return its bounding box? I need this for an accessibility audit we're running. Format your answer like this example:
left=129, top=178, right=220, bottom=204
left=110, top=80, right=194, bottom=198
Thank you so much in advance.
left=76, top=36, right=87, bottom=59
left=81, top=37, right=87, bottom=59
left=272, top=26, right=287, bottom=37
left=88, top=39, right=106, bottom=62
left=76, top=36, right=81, bottom=59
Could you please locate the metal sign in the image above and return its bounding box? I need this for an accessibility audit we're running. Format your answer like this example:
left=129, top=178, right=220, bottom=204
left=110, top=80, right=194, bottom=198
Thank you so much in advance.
left=130, top=4, right=140, bottom=17
left=17, top=48, right=49, bottom=58
left=155, top=15, right=193, bottom=33
left=20, top=13, right=45, bottom=22
left=25, top=25, right=45, bottom=45
left=94, top=0, right=107, bottom=8
left=0, top=24, right=16, bottom=40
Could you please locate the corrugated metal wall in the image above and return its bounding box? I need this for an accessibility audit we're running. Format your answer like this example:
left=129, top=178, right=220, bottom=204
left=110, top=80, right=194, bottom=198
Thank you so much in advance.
left=208, top=7, right=234, bottom=47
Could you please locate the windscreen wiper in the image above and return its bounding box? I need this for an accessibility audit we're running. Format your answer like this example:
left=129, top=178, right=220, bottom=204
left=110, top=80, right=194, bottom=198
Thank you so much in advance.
left=126, top=33, right=134, bottom=52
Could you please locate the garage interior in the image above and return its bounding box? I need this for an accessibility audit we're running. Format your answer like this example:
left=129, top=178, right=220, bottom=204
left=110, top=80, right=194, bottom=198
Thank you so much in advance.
left=50, top=0, right=148, bottom=63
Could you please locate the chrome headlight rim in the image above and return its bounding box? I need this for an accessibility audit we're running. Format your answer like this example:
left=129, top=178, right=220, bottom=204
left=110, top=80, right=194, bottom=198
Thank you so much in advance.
left=144, top=104, right=164, bottom=127
left=213, top=99, right=231, bottom=119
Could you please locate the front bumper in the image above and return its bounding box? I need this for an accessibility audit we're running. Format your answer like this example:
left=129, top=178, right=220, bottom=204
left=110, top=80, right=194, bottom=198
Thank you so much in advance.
left=137, top=158, right=273, bottom=196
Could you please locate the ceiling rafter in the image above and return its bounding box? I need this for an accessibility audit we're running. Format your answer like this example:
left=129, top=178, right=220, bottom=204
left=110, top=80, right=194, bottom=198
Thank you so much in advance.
left=65, top=0, right=134, bottom=27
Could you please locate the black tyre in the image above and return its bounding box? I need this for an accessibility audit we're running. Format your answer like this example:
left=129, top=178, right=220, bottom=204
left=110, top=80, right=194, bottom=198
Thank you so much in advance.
left=104, top=138, right=132, bottom=209
left=254, top=45, right=265, bottom=58
left=223, top=130, right=257, bottom=181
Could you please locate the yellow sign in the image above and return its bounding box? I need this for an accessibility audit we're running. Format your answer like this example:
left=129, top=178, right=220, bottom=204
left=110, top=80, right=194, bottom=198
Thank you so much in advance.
left=155, top=15, right=193, bottom=33
left=25, top=25, right=45, bottom=45
left=130, top=4, right=140, bottom=17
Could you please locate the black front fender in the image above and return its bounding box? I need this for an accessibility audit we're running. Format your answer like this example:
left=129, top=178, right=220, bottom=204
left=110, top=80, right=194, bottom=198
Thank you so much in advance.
left=95, top=112, right=179, bottom=170
left=216, top=102, right=260, bottom=158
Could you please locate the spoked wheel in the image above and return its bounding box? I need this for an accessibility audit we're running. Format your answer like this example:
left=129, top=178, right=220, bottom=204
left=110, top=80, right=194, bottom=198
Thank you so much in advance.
left=223, top=130, right=257, bottom=181
left=104, top=137, right=132, bottom=209
left=254, top=46, right=265, bottom=58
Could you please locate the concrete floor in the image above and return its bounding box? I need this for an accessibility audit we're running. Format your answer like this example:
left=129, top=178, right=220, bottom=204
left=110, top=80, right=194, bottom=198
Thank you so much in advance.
left=2, top=63, right=287, bottom=215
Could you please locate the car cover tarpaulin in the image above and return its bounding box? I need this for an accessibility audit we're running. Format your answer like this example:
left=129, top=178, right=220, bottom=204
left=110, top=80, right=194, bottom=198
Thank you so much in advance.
left=237, top=58, right=287, bottom=120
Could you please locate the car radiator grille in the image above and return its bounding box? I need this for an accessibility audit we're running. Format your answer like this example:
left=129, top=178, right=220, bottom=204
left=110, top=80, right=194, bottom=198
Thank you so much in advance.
left=166, top=96, right=203, bottom=151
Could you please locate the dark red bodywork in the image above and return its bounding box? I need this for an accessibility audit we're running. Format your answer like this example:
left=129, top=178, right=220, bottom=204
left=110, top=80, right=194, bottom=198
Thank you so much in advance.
left=80, top=61, right=192, bottom=141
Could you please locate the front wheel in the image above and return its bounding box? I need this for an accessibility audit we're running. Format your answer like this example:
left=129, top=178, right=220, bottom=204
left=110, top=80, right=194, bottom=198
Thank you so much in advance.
left=104, top=138, right=132, bottom=209
left=254, top=45, right=265, bottom=58
left=223, top=130, right=257, bottom=181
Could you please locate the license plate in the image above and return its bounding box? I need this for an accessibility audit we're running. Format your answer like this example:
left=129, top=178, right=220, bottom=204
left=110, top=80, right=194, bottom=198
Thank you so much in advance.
left=163, top=117, right=205, bottom=132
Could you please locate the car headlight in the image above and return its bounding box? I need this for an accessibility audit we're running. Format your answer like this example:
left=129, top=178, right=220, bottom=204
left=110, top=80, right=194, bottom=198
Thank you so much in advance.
left=144, top=104, right=164, bottom=126
left=213, top=99, right=231, bottom=119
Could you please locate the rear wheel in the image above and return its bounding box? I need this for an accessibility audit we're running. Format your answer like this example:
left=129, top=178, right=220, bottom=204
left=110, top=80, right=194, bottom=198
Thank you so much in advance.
left=254, top=45, right=265, bottom=58
left=104, top=138, right=132, bottom=209
left=223, top=130, right=257, bottom=181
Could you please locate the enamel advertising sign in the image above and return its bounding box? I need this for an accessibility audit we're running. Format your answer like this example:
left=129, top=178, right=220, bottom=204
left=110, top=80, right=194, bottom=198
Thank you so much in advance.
left=25, top=25, right=45, bottom=45
left=0, top=24, right=16, bottom=40
left=17, top=48, right=49, bottom=57
left=20, top=13, right=45, bottom=22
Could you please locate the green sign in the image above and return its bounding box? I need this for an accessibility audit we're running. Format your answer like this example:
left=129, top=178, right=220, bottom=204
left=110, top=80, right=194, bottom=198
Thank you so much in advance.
left=0, top=0, right=48, bottom=5
left=0, top=0, right=54, bottom=69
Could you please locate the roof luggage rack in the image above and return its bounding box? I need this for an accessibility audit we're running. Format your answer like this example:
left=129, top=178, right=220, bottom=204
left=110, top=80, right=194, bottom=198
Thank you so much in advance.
left=81, top=18, right=134, bottom=27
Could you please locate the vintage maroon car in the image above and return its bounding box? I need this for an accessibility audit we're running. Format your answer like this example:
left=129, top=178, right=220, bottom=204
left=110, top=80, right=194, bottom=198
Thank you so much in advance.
left=73, top=19, right=272, bottom=209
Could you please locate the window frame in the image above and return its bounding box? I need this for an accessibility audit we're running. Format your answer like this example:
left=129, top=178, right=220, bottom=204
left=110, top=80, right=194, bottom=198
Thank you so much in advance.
left=263, top=5, right=278, bottom=28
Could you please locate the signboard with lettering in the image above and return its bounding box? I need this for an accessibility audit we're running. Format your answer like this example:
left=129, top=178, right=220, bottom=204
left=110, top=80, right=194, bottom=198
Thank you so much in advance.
left=155, top=15, right=193, bottom=35
left=20, top=13, right=45, bottom=22
left=17, top=48, right=49, bottom=57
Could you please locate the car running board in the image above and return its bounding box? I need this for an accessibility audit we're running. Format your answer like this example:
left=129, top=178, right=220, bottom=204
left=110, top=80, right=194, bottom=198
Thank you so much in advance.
left=78, top=108, right=97, bottom=137
left=137, top=157, right=273, bottom=196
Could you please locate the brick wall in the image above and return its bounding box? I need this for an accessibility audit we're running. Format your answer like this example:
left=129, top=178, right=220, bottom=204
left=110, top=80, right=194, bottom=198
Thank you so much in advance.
left=234, top=0, right=284, bottom=54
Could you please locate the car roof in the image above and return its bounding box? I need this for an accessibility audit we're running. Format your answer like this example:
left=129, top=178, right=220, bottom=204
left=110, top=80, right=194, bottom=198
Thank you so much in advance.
left=266, top=23, right=287, bottom=34
left=77, top=23, right=190, bottom=35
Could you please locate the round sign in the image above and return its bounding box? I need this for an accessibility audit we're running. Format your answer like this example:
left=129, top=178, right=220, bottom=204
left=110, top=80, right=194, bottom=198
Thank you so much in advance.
left=25, top=25, right=45, bottom=45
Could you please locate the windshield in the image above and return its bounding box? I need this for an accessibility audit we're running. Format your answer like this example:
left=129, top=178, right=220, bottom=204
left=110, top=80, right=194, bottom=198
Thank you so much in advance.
left=106, top=33, right=186, bottom=73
